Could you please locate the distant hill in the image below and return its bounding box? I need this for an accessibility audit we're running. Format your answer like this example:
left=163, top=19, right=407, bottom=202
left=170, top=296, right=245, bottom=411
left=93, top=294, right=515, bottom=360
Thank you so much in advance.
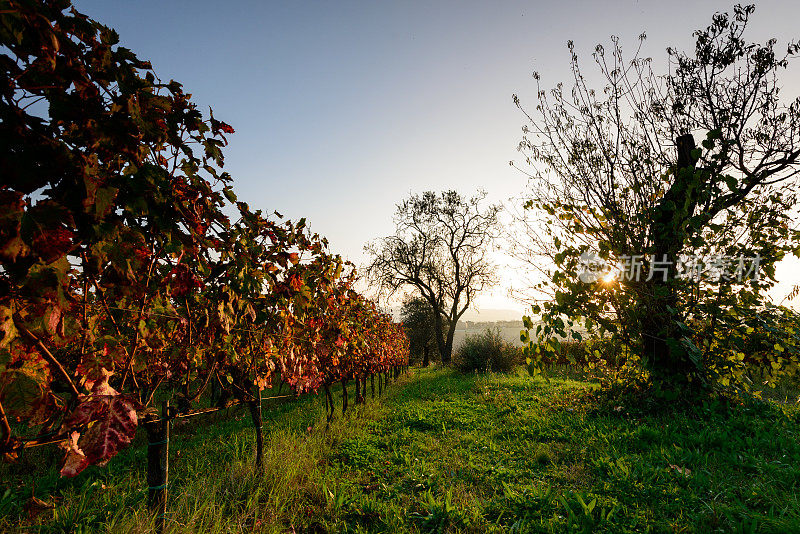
left=389, top=305, right=591, bottom=349
left=388, top=306, right=527, bottom=347
left=390, top=307, right=524, bottom=323
left=459, top=308, right=525, bottom=322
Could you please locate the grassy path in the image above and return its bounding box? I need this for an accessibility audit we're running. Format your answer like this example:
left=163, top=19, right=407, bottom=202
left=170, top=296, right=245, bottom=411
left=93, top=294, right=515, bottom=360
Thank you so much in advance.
left=3, top=368, right=800, bottom=532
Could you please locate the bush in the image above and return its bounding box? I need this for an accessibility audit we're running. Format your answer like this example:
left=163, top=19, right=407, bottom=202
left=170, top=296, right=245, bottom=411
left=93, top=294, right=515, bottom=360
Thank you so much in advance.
left=454, top=328, right=521, bottom=373
left=536, top=337, right=626, bottom=370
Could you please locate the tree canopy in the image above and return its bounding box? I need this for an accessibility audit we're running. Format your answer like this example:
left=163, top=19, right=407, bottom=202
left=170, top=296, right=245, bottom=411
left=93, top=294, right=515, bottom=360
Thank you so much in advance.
left=513, top=4, right=800, bottom=392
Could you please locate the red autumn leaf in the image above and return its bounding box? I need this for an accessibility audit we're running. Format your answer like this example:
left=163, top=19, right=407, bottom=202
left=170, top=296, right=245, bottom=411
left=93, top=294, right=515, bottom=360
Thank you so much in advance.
left=30, top=226, right=73, bottom=263
left=43, top=305, right=61, bottom=336
left=60, top=373, right=141, bottom=477
left=59, top=431, right=89, bottom=478
left=209, top=109, right=235, bottom=135
left=165, top=263, right=202, bottom=297
left=289, top=275, right=303, bottom=292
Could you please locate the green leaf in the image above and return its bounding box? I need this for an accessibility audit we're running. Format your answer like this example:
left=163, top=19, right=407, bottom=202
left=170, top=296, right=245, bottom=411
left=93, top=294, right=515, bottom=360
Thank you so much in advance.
left=0, top=306, right=18, bottom=350
left=94, top=187, right=118, bottom=218
left=0, top=357, right=53, bottom=425
left=522, top=315, right=533, bottom=329
left=223, top=187, right=238, bottom=203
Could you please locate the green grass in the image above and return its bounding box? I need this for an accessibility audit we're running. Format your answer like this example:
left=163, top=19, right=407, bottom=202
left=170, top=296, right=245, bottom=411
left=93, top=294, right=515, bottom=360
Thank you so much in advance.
left=3, top=368, right=800, bottom=532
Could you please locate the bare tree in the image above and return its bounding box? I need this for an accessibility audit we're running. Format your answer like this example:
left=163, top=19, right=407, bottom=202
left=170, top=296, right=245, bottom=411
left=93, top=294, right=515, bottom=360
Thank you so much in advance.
left=365, top=191, right=500, bottom=363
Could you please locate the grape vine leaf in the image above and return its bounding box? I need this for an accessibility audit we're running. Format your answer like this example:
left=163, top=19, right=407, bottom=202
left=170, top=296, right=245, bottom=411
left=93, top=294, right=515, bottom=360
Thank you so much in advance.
left=59, top=373, right=141, bottom=477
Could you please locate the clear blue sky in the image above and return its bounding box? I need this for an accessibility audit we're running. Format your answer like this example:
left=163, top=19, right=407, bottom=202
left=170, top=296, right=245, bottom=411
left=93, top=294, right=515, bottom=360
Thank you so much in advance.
left=72, top=0, right=800, bottom=313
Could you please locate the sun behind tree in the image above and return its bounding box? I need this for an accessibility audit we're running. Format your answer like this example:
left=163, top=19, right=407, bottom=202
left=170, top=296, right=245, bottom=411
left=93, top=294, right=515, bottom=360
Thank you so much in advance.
left=513, top=4, right=800, bottom=393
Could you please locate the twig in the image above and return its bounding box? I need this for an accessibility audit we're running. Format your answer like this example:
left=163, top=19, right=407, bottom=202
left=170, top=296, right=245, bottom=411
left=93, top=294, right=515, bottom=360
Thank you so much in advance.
left=83, top=271, right=140, bottom=392
left=0, top=400, right=11, bottom=448
left=14, top=317, right=80, bottom=398
left=144, top=375, right=167, bottom=408
left=185, top=364, right=217, bottom=403
left=122, top=247, right=161, bottom=391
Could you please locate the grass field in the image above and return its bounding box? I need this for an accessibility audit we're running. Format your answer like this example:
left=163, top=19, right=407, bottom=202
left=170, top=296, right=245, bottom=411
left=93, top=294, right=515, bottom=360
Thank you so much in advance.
left=3, top=367, right=800, bottom=533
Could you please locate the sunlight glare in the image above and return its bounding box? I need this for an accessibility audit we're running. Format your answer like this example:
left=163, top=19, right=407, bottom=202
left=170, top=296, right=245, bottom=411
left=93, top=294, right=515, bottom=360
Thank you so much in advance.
left=602, top=269, right=619, bottom=284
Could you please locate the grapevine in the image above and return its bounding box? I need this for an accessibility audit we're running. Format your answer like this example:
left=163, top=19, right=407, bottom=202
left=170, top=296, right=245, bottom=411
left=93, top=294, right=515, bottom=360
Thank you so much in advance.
left=0, top=0, right=409, bottom=477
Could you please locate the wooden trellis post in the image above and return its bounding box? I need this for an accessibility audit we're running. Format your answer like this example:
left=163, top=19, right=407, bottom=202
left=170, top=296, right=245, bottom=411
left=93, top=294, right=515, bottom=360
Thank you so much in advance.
left=248, top=388, right=264, bottom=467
left=145, top=401, right=170, bottom=533
left=341, top=379, right=349, bottom=414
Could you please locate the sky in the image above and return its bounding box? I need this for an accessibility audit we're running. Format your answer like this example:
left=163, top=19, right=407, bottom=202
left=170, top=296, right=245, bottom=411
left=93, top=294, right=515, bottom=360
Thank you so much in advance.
left=72, top=0, right=800, bottom=316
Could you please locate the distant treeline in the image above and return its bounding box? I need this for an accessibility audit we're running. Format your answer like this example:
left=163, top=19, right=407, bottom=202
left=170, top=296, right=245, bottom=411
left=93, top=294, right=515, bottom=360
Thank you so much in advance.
left=457, top=320, right=524, bottom=331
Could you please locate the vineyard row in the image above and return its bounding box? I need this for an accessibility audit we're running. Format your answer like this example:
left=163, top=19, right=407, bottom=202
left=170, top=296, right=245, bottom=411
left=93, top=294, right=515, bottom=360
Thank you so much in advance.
left=0, top=1, right=411, bottom=486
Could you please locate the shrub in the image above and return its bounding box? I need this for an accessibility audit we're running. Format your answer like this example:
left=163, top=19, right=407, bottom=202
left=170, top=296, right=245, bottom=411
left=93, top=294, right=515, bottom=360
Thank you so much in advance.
left=454, top=328, right=521, bottom=373
left=536, top=337, right=626, bottom=370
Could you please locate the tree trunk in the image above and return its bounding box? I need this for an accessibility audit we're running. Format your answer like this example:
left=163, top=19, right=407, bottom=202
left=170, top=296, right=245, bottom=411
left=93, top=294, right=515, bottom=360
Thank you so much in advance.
left=443, top=321, right=459, bottom=364
left=431, top=309, right=450, bottom=363
left=642, top=133, right=703, bottom=385
left=422, top=345, right=429, bottom=367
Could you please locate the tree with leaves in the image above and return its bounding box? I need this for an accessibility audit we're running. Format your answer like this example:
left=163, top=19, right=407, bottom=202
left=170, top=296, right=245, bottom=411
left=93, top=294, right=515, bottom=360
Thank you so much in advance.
left=399, top=295, right=439, bottom=367
left=513, top=4, right=800, bottom=391
left=366, top=191, right=500, bottom=364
